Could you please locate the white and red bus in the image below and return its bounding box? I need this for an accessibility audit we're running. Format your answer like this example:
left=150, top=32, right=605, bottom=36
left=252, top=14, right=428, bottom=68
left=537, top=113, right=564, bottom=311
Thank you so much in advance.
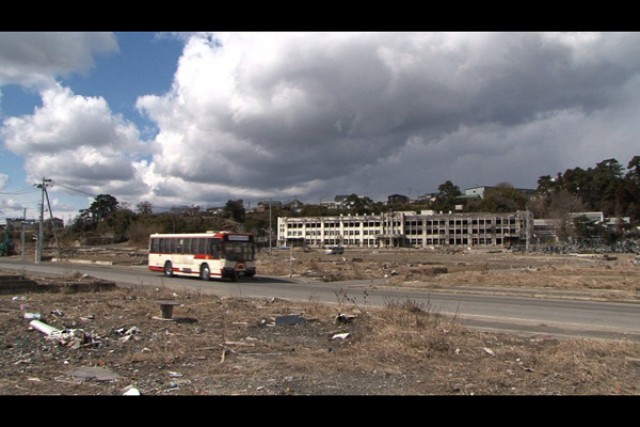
left=148, top=231, right=256, bottom=281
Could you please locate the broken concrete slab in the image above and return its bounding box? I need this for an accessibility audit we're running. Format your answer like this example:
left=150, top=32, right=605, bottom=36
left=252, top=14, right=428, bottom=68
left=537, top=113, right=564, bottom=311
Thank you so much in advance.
left=123, top=386, right=141, bottom=396
left=275, top=314, right=306, bottom=326
left=483, top=347, right=495, bottom=356
left=69, top=366, right=120, bottom=382
left=23, top=312, right=42, bottom=320
left=332, top=333, right=350, bottom=340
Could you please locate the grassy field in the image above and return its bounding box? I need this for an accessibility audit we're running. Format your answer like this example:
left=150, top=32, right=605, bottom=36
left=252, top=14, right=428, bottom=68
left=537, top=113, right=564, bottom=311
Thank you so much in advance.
left=1, top=246, right=638, bottom=395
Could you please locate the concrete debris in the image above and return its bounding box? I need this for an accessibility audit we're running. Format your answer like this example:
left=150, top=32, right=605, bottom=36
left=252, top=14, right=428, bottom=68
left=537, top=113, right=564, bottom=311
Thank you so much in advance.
left=332, top=333, right=350, bottom=340
left=275, top=314, right=306, bottom=326
left=168, top=371, right=183, bottom=378
left=483, top=347, right=495, bottom=356
left=12, top=296, right=27, bottom=301
left=115, top=326, right=140, bottom=335
left=29, top=319, right=59, bottom=335
left=260, top=319, right=275, bottom=327
left=70, top=366, right=120, bottom=382
left=48, top=328, right=101, bottom=349
left=110, top=326, right=140, bottom=343
left=23, top=312, right=41, bottom=320
left=123, top=386, right=141, bottom=396
left=29, top=319, right=101, bottom=348
left=50, top=310, right=64, bottom=317
left=335, top=313, right=356, bottom=324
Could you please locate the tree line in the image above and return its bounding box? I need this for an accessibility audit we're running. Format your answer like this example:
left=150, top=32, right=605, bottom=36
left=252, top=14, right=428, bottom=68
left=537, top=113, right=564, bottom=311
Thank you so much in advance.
left=60, top=155, right=639, bottom=247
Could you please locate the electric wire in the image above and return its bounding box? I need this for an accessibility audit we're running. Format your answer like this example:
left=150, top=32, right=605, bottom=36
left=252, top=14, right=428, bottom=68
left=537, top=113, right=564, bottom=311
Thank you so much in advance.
left=50, top=182, right=97, bottom=198
left=0, top=186, right=39, bottom=195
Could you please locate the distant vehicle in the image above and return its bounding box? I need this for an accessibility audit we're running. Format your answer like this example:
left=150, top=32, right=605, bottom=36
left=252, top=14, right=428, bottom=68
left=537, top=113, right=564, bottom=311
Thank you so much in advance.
left=148, top=231, right=256, bottom=281
left=324, top=246, right=344, bottom=255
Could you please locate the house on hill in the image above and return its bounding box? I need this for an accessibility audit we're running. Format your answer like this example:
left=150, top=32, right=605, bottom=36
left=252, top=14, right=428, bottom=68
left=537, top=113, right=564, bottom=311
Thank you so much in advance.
left=387, top=194, right=410, bottom=205
left=285, top=199, right=304, bottom=214
left=255, top=201, right=282, bottom=213
left=334, top=195, right=351, bottom=207
left=464, top=186, right=535, bottom=200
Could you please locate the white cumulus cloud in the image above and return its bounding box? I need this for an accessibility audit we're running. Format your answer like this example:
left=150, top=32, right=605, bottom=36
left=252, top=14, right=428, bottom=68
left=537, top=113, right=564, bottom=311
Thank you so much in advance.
left=1, top=83, right=150, bottom=196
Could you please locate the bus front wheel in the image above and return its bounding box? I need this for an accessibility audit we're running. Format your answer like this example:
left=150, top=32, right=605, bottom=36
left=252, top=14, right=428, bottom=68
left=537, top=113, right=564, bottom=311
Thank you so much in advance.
left=164, top=261, right=173, bottom=277
left=200, top=264, right=211, bottom=281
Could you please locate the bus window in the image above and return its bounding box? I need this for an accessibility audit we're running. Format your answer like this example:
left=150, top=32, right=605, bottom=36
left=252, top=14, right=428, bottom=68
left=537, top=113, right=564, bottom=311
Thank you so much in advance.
left=160, top=238, right=174, bottom=253
left=194, top=238, right=204, bottom=255
left=224, top=241, right=255, bottom=261
left=183, top=238, right=191, bottom=254
left=209, top=238, right=222, bottom=258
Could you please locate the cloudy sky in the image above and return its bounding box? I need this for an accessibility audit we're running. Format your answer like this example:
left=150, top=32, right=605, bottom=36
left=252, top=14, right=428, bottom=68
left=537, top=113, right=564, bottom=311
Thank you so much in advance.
left=1, top=32, right=639, bottom=222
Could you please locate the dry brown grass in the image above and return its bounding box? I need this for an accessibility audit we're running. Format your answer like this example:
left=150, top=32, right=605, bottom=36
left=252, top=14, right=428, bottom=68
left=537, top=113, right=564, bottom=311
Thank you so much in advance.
left=256, top=249, right=640, bottom=301
left=2, top=279, right=640, bottom=395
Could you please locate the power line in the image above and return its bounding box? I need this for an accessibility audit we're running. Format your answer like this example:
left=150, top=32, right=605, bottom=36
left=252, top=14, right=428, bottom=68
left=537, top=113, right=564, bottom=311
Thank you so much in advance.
left=0, top=204, right=32, bottom=210
left=0, top=186, right=39, bottom=195
left=50, top=182, right=97, bottom=198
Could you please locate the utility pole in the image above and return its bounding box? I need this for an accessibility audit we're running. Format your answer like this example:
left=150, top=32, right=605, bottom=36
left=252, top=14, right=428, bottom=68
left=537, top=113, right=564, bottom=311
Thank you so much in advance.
left=35, top=177, right=52, bottom=264
left=21, top=208, right=26, bottom=261
left=289, top=244, right=293, bottom=278
left=525, top=204, right=530, bottom=253
left=269, top=199, right=272, bottom=253
left=44, top=183, right=62, bottom=261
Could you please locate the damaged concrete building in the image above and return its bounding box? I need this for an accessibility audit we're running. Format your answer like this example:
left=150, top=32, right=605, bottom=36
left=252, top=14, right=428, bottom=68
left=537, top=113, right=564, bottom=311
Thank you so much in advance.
left=277, top=210, right=531, bottom=249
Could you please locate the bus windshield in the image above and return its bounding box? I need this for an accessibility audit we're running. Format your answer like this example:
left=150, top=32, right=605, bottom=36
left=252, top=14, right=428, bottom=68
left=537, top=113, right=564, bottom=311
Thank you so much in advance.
left=224, top=241, right=255, bottom=261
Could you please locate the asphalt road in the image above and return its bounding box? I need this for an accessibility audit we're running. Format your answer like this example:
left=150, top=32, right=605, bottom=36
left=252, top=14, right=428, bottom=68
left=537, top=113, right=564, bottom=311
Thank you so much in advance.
left=1, top=259, right=640, bottom=342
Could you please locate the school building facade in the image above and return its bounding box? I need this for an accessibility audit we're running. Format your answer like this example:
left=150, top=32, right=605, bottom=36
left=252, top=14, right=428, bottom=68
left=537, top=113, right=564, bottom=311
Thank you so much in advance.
left=277, top=210, right=531, bottom=249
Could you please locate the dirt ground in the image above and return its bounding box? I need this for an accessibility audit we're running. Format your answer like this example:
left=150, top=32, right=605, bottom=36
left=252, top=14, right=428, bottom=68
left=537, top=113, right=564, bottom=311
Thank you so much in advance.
left=1, top=246, right=640, bottom=395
